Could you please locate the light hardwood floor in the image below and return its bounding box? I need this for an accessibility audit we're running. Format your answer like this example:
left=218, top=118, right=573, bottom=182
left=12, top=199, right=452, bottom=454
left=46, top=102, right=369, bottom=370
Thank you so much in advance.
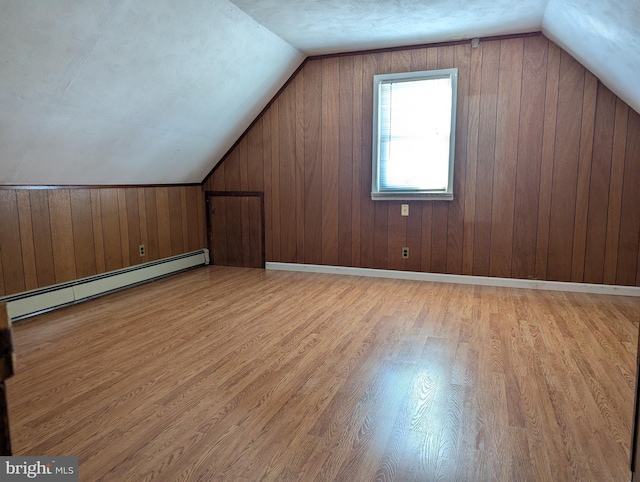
left=6, top=266, right=640, bottom=481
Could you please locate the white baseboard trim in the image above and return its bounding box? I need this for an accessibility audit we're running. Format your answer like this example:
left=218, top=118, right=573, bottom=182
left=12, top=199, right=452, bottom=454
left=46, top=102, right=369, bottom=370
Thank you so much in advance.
left=265, top=262, right=640, bottom=297
left=2, top=249, right=210, bottom=321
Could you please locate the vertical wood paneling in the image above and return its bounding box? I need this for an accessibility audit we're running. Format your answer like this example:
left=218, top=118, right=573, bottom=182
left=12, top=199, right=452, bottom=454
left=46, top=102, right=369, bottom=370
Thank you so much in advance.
left=238, top=138, right=249, bottom=191
left=200, top=34, right=640, bottom=287
left=387, top=202, right=406, bottom=271
left=295, top=74, right=306, bottom=263
left=125, top=189, right=141, bottom=266
left=489, top=39, right=523, bottom=278
left=473, top=40, right=500, bottom=276
left=411, top=47, right=428, bottom=71
left=145, top=188, right=160, bottom=261
left=91, top=189, right=106, bottom=273
left=462, top=45, right=482, bottom=275
left=351, top=55, right=363, bottom=266
left=156, top=187, right=171, bottom=259
left=373, top=201, right=388, bottom=269
left=406, top=201, right=422, bottom=272
left=137, top=188, right=148, bottom=260
left=29, top=190, right=56, bottom=287
left=100, top=189, right=122, bottom=272
left=263, top=110, right=273, bottom=262
left=617, top=110, right=640, bottom=285
left=48, top=190, right=77, bottom=283
left=117, top=189, right=130, bottom=268
left=421, top=202, right=433, bottom=272
left=426, top=47, right=438, bottom=70
left=211, top=164, right=225, bottom=190
left=535, top=42, right=560, bottom=280
left=0, top=190, right=25, bottom=294
left=225, top=149, right=241, bottom=191
left=0, top=185, right=202, bottom=296
left=547, top=52, right=584, bottom=281
left=339, top=56, right=354, bottom=266
left=303, top=61, right=323, bottom=265
left=584, top=84, right=616, bottom=283
left=270, top=101, right=281, bottom=261
left=180, top=187, right=190, bottom=252
left=248, top=118, right=264, bottom=192
left=196, top=187, right=206, bottom=249
left=603, top=100, right=629, bottom=284
left=279, top=82, right=297, bottom=262
left=15, top=191, right=38, bottom=291
left=512, top=36, right=547, bottom=279
left=570, top=71, right=597, bottom=282
left=168, top=187, right=184, bottom=256
left=446, top=43, right=470, bottom=275
left=359, top=54, right=377, bottom=268
left=70, top=189, right=97, bottom=278
left=430, top=201, right=448, bottom=273
left=321, top=57, right=340, bottom=265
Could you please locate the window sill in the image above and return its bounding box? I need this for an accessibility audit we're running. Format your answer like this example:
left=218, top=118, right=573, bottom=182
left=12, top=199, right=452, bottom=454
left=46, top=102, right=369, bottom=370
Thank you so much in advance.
left=371, top=192, right=453, bottom=201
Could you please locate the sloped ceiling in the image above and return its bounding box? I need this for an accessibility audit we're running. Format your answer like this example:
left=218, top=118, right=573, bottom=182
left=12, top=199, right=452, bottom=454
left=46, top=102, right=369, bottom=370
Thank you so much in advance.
left=0, top=0, right=303, bottom=185
left=0, top=0, right=638, bottom=185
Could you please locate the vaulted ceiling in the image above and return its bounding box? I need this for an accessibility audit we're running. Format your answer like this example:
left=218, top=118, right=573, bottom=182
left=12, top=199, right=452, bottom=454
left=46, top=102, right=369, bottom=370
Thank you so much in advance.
left=1, top=0, right=638, bottom=185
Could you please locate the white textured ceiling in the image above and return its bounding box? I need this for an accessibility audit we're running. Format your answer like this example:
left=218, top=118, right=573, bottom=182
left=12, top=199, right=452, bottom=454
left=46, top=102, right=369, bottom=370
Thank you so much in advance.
left=229, top=0, right=545, bottom=54
left=543, top=0, right=640, bottom=117
left=0, top=0, right=638, bottom=185
left=0, top=0, right=303, bottom=184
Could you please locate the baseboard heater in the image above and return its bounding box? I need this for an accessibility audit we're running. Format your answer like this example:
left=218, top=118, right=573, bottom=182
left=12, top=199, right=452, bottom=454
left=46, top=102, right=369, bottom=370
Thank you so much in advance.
left=0, top=249, right=210, bottom=322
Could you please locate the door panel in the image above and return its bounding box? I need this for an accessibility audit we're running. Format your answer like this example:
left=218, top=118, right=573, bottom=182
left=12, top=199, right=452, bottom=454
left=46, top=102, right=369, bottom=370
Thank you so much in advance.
left=209, top=194, right=264, bottom=268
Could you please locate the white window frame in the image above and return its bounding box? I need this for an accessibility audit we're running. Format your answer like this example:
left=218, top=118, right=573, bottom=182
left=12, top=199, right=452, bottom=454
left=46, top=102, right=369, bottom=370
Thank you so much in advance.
left=371, top=68, right=458, bottom=201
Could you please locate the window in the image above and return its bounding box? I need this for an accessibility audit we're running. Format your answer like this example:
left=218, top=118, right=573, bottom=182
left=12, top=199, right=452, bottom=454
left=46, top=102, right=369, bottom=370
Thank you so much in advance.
left=371, top=68, right=458, bottom=200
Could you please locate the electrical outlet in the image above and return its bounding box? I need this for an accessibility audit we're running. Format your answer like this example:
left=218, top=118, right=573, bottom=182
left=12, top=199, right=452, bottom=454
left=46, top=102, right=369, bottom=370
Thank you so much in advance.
left=402, top=247, right=409, bottom=258
left=139, top=244, right=145, bottom=257
left=401, top=204, right=409, bottom=216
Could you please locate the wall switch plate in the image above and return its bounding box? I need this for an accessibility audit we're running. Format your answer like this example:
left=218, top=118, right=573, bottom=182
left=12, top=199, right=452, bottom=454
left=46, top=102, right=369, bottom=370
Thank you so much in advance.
left=401, top=204, right=409, bottom=216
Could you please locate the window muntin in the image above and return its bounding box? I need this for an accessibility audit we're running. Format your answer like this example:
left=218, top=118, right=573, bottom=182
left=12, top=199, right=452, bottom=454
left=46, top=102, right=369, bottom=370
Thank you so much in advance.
left=372, top=68, right=458, bottom=200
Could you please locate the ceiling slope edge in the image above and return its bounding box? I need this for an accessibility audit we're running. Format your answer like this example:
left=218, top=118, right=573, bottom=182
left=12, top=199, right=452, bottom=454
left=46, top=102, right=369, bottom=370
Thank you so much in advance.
left=542, top=0, right=640, bottom=114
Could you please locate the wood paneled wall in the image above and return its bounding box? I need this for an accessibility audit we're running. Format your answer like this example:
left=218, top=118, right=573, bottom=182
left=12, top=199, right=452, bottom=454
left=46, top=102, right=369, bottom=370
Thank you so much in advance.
left=204, top=34, right=640, bottom=286
left=0, top=186, right=206, bottom=297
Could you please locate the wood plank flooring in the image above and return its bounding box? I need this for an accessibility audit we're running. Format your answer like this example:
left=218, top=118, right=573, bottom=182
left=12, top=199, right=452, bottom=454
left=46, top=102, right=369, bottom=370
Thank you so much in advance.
left=6, top=266, right=639, bottom=481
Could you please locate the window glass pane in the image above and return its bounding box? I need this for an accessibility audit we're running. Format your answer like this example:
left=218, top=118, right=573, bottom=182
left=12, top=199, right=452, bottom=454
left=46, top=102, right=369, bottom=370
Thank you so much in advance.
left=378, top=77, right=453, bottom=191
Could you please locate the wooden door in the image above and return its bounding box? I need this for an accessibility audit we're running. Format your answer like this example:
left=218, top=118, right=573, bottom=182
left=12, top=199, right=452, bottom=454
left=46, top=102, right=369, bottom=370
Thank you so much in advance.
left=207, top=192, right=264, bottom=268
